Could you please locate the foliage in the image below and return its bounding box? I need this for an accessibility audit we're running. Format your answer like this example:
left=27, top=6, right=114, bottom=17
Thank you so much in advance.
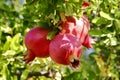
left=0, top=0, right=120, bottom=80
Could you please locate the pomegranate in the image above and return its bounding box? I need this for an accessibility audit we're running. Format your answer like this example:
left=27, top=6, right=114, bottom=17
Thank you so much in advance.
left=24, top=50, right=35, bottom=63
left=60, top=16, right=92, bottom=48
left=49, top=34, right=82, bottom=68
left=24, top=27, right=51, bottom=63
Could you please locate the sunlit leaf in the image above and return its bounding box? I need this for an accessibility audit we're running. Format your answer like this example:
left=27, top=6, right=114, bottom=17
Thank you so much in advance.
left=3, top=36, right=12, bottom=51
left=110, top=37, right=117, bottom=46
left=94, top=55, right=107, bottom=76
left=114, top=19, right=120, bottom=34
left=89, top=29, right=102, bottom=37
left=3, top=50, right=16, bottom=56
left=2, top=64, right=11, bottom=80
left=20, top=69, right=29, bottom=80
left=10, top=33, right=21, bottom=51
left=100, top=11, right=114, bottom=20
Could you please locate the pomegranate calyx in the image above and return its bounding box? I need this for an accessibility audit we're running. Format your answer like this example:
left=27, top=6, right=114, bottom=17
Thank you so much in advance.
left=70, top=59, right=80, bottom=68
left=24, top=50, right=35, bottom=63
left=69, top=55, right=80, bottom=68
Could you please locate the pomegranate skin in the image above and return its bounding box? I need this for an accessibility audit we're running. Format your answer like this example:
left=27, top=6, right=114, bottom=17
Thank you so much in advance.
left=24, top=27, right=51, bottom=63
left=74, top=16, right=90, bottom=43
left=82, top=35, right=92, bottom=48
left=24, top=50, right=35, bottom=63
left=60, top=16, right=92, bottom=48
left=60, top=16, right=76, bottom=34
left=65, top=16, right=76, bottom=25
left=49, top=34, right=82, bottom=68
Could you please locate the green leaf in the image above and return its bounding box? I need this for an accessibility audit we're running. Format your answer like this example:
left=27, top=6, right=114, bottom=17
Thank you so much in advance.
left=10, top=33, right=21, bottom=51
left=92, top=17, right=107, bottom=26
left=65, top=3, right=74, bottom=16
left=47, top=29, right=58, bottom=40
left=100, top=11, right=114, bottom=20
left=89, top=30, right=102, bottom=37
left=115, top=11, right=120, bottom=18
left=94, top=55, right=107, bottom=76
left=3, top=50, right=16, bottom=56
left=110, top=53, right=117, bottom=60
left=110, top=37, right=117, bottom=46
left=2, top=64, right=11, bottom=80
left=3, top=36, right=12, bottom=51
left=106, top=20, right=113, bottom=27
left=12, top=0, right=24, bottom=12
left=20, top=69, right=29, bottom=80
left=114, top=19, right=120, bottom=34
left=92, top=17, right=100, bottom=24
left=39, top=22, right=52, bottom=30
left=1, top=26, right=13, bottom=35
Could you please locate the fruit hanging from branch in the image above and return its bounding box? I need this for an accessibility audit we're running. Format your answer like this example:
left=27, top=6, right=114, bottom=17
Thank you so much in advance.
left=24, top=27, right=51, bottom=63
left=23, top=0, right=94, bottom=68
left=59, top=15, right=93, bottom=48
left=49, top=34, right=82, bottom=68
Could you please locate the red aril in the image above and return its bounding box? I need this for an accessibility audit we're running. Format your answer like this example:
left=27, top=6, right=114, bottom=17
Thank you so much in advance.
left=24, top=27, right=50, bottom=63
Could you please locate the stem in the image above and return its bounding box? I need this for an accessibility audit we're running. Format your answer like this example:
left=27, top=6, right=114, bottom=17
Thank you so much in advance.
left=59, top=12, right=66, bottom=22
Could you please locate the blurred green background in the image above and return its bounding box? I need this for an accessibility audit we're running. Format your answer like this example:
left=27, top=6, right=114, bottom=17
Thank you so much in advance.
left=0, top=0, right=120, bottom=80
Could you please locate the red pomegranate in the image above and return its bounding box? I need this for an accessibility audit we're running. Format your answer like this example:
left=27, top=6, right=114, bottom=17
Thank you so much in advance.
left=24, top=27, right=51, bottom=63
left=60, top=16, right=92, bottom=48
left=49, top=34, right=82, bottom=68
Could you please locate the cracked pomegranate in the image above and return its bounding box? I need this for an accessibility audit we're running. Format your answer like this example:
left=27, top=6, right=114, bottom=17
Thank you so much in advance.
left=60, top=16, right=92, bottom=48
left=49, top=34, right=82, bottom=68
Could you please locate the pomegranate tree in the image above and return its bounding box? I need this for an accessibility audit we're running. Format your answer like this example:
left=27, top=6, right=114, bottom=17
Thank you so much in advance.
left=24, top=15, right=93, bottom=68
left=24, top=5, right=93, bottom=67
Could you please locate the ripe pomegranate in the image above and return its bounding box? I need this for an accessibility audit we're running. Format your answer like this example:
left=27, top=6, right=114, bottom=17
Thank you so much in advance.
left=49, top=34, right=82, bottom=68
left=24, top=27, right=51, bottom=63
left=60, top=16, right=92, bottom=48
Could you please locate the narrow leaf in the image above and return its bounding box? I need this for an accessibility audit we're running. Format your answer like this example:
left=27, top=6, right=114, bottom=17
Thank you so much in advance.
left=2, top=64, right=11, bottom=80
left=114, top=19, right=120, bottom=34
left=100, top=11, right=114, bottom=20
